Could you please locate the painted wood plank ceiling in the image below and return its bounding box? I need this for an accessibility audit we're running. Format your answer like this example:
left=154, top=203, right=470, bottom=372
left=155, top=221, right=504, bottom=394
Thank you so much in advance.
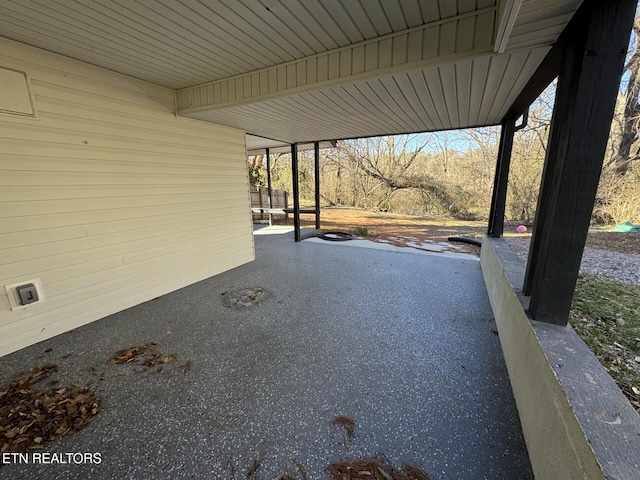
left=0, top=0, right=583, bottom=144
left=187, top=47, right=549, bottom=141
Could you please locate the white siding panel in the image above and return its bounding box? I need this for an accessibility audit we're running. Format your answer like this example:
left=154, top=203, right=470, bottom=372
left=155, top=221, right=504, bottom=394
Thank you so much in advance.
left=393, top=73, right=438, bottom=131
left=476, top=54, right=511, bottom=124
left=0, top=242, right=253, bottom=355
left=0, top=295, right=10, bottom=312
left=399, top=0, right=424, bottom=28
left=492, top=47, right=551, bottom=120
left=468, top=56, right=491, bottom=126
left=505, top=0, right=582, bottom=52
left=421, top=1, right=441, bottom=23
left=0, top=38, right=254, bottom=357
left=474, top=11, right=496, bottom=49
left=486, top=51, right=531, bottom=120
left=2, top=211, right=245, bottom=263
left=422, top=68, right=453, bottom=129
left=439, top=0, right=458, bottom=19
left=0, top=206, right=242, bottom=251
left=457, top=16, right=476, bottom=52
left=366, top=80, right=417, bottom=132
left=455, top=61, right=473, bottom=127
left=438, top=64, right=459, bottom=128
left=406, top=70, right=442, bottom=127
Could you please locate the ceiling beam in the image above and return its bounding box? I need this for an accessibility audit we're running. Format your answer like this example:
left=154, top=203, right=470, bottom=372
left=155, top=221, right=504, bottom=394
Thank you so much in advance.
left=494, top=0, right=524, bottom=53
left=176, top=6, right=497, bottom=115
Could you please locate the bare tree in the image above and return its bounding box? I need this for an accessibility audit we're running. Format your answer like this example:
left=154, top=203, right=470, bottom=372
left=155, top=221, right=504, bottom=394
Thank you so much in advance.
left=612, top=15, right=640, bottom=175
left=333, top=135, right=473, bottom=215
left=247, top=154, right=266, bottom=187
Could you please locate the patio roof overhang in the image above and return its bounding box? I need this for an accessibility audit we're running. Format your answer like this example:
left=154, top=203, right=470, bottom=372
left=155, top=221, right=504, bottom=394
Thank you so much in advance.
left=1, top=0, right=635, bottom=319
left=246, top=134, right=336, bottom=156
left=0, top=0, right=583, bottom=148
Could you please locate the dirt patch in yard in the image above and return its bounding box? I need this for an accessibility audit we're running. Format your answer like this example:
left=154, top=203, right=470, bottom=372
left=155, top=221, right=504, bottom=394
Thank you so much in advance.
left=275, top=207, right=640, bottom=255
left=584, top=232, right=640, bottom=255
left=276, top=207, right=485, bottom=256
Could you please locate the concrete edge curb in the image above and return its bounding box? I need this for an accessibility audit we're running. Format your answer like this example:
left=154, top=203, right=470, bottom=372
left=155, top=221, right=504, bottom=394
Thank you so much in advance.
left=480, top=236, right=640, bottom=480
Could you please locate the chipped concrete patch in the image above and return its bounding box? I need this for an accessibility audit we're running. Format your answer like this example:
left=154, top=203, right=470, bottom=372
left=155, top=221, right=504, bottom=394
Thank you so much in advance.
left=222, top=287, right=268, bottom=308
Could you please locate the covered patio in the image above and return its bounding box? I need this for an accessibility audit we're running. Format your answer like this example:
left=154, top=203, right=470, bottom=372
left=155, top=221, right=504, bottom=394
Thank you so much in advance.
left=2, top=0, right=640, bottom=477
left=0, top=229, right=531, bottom=478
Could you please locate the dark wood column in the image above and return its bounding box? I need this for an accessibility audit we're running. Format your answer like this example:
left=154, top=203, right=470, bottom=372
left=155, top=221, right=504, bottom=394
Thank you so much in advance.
left=524, top=0, right=636, bottom=325
left=314, top=142, right=321, bottom=230
left=488, top=116, right=516, bottom=237
left=291, top=143, right=301, bottom=242
left=265, top=148, right=272, bottom=208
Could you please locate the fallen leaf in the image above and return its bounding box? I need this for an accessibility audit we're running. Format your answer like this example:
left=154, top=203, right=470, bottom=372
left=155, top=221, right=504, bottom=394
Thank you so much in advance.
left=331, top=415, right=356, bottom=443
left=247, top=455, right=261, bottom=478
left=377, top=467, right=393, bottom=479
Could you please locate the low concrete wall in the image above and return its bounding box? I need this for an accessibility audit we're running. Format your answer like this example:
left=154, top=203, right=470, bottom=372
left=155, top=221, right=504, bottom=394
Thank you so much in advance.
left=480, top=236, right=640, bottom=480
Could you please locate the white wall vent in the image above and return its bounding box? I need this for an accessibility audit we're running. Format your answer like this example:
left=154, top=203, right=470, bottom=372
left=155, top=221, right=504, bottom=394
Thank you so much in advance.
left=0, top=66, right=36, bottom=117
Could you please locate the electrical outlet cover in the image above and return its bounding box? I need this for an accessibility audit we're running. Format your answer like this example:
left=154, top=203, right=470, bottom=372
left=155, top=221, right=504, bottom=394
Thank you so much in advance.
left=16, top=283, right=39, bottom=305
left=5, top=278, right=45, bottom=310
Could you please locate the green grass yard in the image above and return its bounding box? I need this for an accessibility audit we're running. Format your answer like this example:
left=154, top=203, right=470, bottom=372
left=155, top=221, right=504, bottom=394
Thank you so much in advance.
left=570, top=274, right=640, bottom=412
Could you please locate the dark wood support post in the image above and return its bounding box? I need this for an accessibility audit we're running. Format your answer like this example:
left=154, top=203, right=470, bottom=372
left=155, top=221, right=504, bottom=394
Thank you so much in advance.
left=291, top=143, right=301, bottom=242
left=488, top=116, right=516, bottom=237
left=314, top=142, right=321, bottom=230
left=524, top=0, right=635, bottom=325
left=284, top=191, right=289, bottom=220
left=266, top=148, right=272, bottom=209
left=258, top=184, right=264, bottom=220
left=265, top=148, right=273, bottom=225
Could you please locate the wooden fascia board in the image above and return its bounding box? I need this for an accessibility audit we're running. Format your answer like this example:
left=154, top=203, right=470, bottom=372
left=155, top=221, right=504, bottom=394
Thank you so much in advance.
left=494, top=0, right=524, bottom=53
left=176, top=6, right=497, bottom=115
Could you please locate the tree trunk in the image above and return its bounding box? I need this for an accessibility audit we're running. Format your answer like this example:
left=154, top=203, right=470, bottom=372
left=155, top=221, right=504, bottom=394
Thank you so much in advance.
left=614, top=16, right=640, bottom=176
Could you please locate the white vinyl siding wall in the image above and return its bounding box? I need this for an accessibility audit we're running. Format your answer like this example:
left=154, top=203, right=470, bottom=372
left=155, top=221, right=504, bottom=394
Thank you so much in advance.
left=0, top=38, right=254, bottom=356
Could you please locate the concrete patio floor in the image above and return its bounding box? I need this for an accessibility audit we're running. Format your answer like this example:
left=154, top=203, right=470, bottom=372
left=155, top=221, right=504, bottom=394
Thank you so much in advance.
left=0, top=227, right=533, bottom=479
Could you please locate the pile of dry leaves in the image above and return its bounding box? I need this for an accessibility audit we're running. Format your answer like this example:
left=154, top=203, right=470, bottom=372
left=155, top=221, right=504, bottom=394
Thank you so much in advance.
left=108, top=342, right=177, bottom=369
left=0, top=365, right=99, bottom=454
left=326, top=455, right=431, bottom=480
left=1, top=341, right=187, bottom=457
